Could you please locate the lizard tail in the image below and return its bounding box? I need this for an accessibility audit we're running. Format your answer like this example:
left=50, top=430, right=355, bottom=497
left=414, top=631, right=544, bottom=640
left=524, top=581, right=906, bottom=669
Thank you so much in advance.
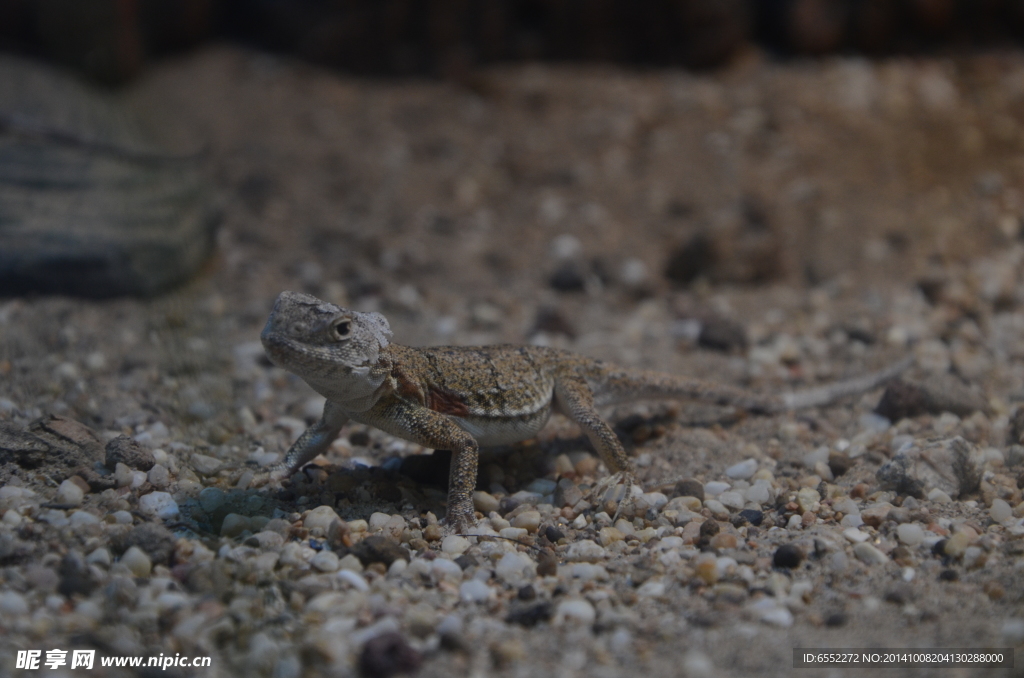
left=780, top=355, right=913, bottom=411
left=588, top=356, right=912, bottom=413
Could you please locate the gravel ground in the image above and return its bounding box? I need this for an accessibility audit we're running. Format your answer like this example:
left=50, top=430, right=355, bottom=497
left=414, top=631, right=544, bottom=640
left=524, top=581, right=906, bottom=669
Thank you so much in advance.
left=3, top=46, right=1024, bottom=677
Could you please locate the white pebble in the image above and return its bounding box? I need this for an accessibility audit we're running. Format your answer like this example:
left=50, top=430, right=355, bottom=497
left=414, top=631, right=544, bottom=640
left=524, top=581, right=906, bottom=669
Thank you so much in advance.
left=368, top=512, right=392, bottom=532
left=853, top=542, right=889, bottom=566
left=459, top=578, right=492, bottom=603
left=641, top=492, right=668, bottom=510
left=717, top=491, right=745, bottom=509
left=55, top=480, right=84, bottom=507
left=431, top=558, right=463, bottom=581
left=637, top=579, right=666, bottom=597
left=499, top=527, right=528, bottom=540
left=495, top=552, right=535, bottom=583
left=704, top=499, right=728, bottom=515
left=112, top=510, right=133, bottom=524
left=786, top=514, right=803, bottom=530
left=743, top=482, right=771, bottom=505
left=311, top=551, right=340, bottom=572
left=510, top=510, right=541, bottom=532
left=69, top=510, right=101, bottom=527
left=990, top=498, right=1013, bottom=523
left=704, top=481, right=730, bottom=496
left=555, top=599, right=596, bottom=625
left=927, top=488, right=952, bottom=504
left=569, top=563, right=609, bottom=581
left=338, top=569, right=369, bottom=591
left=840, top=513, right=864, bottom=528
left=843, top=528, right=870, bottom=543
left=725, top=459, right=758, bottom=480
left=566, top=539, right=606, bottom=563
left=138, top=491, right=179, bottom=519
left=304, top=506, right=341, bottom=531
left=441, top=535, right=471, bottom=555
left=0, top=591, right=28, bottom=615
left=1001, top=619, right=1024, bottom=645
left=120, top=546, right=152, bottom=577
left=897, top=523, right=925, bottom=546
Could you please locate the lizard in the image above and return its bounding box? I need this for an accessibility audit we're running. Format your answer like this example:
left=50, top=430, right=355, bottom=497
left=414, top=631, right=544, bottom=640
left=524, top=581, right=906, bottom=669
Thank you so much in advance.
left=260, top=290, right=912, bottom=533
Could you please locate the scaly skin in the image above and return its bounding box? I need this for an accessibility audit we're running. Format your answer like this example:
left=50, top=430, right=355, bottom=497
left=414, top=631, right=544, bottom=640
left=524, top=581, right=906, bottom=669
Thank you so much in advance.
left=260, top=291, right=912, bottom=532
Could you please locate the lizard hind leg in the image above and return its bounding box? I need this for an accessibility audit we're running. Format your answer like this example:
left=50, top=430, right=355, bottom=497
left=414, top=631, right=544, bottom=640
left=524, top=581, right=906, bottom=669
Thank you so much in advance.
left=554, top=370, right=639, bottom=518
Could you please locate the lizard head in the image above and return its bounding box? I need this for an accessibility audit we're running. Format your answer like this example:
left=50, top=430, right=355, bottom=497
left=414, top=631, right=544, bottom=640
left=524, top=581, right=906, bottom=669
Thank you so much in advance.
left=261, top=291, right=392, bottom=393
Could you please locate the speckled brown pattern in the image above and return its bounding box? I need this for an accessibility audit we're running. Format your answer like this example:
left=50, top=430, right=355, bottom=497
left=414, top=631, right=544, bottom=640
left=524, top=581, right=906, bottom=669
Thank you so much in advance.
left=261, top=291, right=910, bottom=531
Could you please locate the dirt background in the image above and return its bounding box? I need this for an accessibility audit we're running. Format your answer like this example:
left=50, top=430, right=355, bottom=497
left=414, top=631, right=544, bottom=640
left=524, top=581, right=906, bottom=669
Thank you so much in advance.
left=4, top=44, right=1024, bottom=676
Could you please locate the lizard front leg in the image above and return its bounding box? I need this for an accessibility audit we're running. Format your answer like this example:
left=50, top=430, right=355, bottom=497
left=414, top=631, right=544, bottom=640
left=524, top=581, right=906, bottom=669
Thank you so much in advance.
left=355, top=395, right=480, bottom=534
left=274, top=400, right=350, bottom=477
left=554, top=370, right=638, bottom=510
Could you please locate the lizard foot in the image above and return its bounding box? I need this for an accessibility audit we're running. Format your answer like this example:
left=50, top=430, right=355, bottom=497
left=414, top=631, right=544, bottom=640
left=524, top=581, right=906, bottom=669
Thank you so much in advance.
left=590, top=471, right=641, bottom=522
left=442, top=500, right=477, bottom=536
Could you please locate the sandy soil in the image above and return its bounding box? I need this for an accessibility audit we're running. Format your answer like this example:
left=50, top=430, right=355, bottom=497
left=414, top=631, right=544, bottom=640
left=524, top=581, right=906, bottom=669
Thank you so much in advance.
left=3, top=45, right=1024, bottom=677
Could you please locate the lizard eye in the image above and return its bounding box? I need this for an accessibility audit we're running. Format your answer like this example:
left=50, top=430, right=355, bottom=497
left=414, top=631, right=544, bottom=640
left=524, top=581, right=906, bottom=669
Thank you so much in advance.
left=331, top=318, right=352, bottom=340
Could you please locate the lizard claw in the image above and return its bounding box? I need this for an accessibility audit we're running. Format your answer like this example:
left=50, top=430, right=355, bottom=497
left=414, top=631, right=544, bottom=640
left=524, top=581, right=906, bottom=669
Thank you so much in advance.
left=590, top=472, right=641, bottom=522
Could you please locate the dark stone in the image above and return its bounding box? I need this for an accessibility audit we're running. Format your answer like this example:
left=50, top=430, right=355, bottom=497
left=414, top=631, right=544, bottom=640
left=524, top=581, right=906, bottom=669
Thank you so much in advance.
left=58, top=551, right=97, bottom=597
left=0, top=415, right=103, bottom=477
left=549, top=262, right=586, bottom=292
left=698, top=316, right=748, bottom=352
left=537, top=549, right=558, bottom=577
left=358, top=632, right=422, bottom=678
left=824, top=612, right=847, bottom=627
left=672, top=478, right=705, bottom=501
left=105, top=435, right=155, bottom=472
left=506, top=601, right=553, bottom=627
left=347, top=535, right=410, bottom=567
left=1009, top=408, right=1024, bottom=447
left=828, top=452, right=855, bottom=478
left=111, top=523, right=176, bottom=565
left=665, top=233, right=715, bottom=285
left=454, top=554, right=477, bottom=570
left=773, top=544, right=803, bottom=569
left=938, top=568, right=959, bottom=582
left=875, top=376, right=989, bottom=421
left=517, top=584, right=536, bottom=600
left=498, top=496, right=521, bottom=516
left=0, top=57, right=217, bottom=297
left=532, top=307, right=576, bottom=339
left=738, top=509, right=764, bottom=526
left=931, top=540, right=948, bottom=557
left=543, top=525, right=565, bottom=543
left=884, top=582, right=914, bottom=605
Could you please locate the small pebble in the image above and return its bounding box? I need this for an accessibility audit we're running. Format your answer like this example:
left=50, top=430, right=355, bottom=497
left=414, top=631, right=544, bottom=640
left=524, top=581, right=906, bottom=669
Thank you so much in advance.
left=843, top=528, right=870, bottom=543
left=853, top=543, right=889, bottom=566
left=220, top=513, right=251, bottom=537
left=674, top=479, right=705, bottom=501
left=473, top=491, right=500, bottom=514
left=773, top=544, right=803, bottom=569
left=0, top=591, right=29, bottom=615
left=555, top=599, right=596, bottom=625
left=944, top=532, right=970, bottom=558
left=990, top=498, right=1013, bottom=523
left=897, top=523, right=925, bottom=546
left=704, top=481, right=730, bottom=496
left=120, top=546, right=152, bottom=577
left=441, top=536, right=471, bottom=555
left=304, top=506, right=341, bottom=531
left=510, top=510, right=542, bottom=532
left=338, top=569, right=369, bottom=591
left=138, top=491, right=179, bottom=520
left=725, top=459, right=757, bottom=480
left=717, top=491, right=745, bottom=509
left=460, top=578, right=493, bottom=603
left=311, top=551, right=340, bottom=572
left=55, top=480, right=85, bottom=506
